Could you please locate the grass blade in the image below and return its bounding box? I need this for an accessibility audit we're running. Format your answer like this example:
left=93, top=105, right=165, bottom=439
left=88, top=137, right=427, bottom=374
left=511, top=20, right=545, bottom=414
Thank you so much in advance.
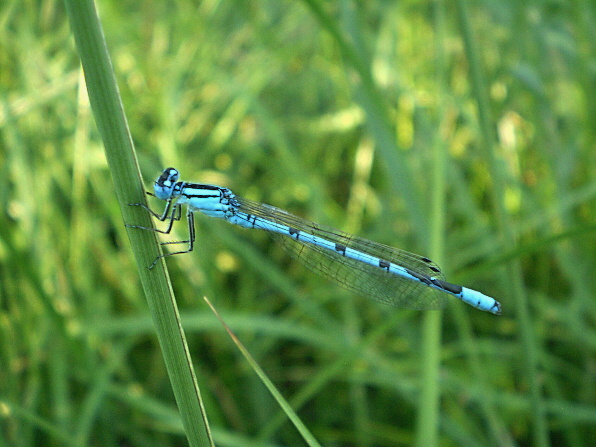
left=62, top=1, right=212, bottom=445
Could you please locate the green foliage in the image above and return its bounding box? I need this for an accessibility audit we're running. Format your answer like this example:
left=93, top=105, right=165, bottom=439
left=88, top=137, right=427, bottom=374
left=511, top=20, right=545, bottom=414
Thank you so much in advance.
left=0, top=1, right=593, bottom=446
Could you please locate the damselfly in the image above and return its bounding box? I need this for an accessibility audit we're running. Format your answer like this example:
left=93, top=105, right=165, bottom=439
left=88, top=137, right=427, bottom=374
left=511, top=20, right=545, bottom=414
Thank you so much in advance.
left=127, top=168, right=502, bottom=315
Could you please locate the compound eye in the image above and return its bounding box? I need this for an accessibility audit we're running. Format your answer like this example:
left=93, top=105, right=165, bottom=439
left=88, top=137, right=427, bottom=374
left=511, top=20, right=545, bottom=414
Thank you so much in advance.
left=164, top=167, right=179, bottom=182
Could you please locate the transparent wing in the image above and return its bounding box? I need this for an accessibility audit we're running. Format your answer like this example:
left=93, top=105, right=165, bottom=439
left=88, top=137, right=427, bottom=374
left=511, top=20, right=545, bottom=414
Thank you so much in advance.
left=235, top=197, right=447, bottom=310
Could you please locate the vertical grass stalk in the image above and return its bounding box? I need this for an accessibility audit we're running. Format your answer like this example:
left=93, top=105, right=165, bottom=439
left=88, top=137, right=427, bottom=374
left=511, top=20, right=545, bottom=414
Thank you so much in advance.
left=62, top=1, right=212, bottom=445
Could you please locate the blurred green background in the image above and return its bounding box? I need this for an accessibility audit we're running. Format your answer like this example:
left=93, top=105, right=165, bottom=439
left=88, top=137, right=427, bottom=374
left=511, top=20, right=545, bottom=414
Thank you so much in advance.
left=1, top=0, right=594, bottom=446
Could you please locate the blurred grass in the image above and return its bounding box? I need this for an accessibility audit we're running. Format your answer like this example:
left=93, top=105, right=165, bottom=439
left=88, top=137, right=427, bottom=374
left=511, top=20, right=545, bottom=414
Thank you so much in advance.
left=1, top=1, right=594, bottom=446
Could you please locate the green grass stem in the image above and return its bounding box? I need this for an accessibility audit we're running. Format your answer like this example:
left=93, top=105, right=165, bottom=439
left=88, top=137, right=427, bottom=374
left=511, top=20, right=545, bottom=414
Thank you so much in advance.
left=62, top=1, right=212, bottom=445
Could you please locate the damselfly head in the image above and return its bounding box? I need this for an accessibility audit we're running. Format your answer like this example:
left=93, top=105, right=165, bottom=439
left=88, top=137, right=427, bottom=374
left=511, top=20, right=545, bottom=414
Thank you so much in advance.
left=154, top=167, right=180, bottom=200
